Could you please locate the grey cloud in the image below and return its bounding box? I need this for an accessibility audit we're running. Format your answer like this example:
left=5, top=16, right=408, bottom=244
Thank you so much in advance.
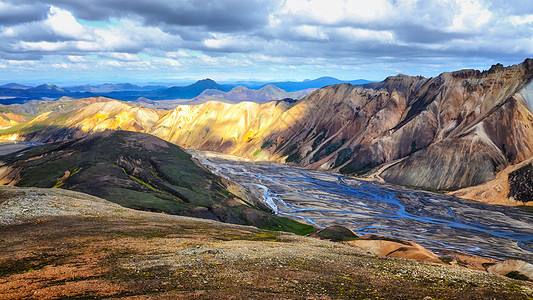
left=5, top=25, right=78, bottom=43
left=9, top=0, right=280, bottom=32
left=0, top=0, right=531, bottom=80
left=392, top=24, right=470, bottom=44
left=162, top=26, right=209, bottom=42
left=0, top=47, right=43, bottom=60
left=0, top=3, right=48, bottom=26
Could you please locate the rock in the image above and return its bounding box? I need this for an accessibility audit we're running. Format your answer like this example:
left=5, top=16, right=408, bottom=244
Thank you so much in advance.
left=345, top=235, right=443, bottom=264
left=310, top=226, right=359, bottom=242
left=436, top=250, right=496, bottom=271
left=449, top=158, right=533, bottom=206
left=487, top=260, right=533, bottom=281
left=508, top=163, right=533, bottom=202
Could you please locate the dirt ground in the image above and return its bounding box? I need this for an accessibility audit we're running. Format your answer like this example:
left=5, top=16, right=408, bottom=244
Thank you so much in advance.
left=0, top=186, right=531, bottom=299
left=0, top=213, right=532, bottom=300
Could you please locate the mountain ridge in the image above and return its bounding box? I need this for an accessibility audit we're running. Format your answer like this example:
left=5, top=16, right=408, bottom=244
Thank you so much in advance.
left=181, top=84, right=314, bottom=105
left=0, top=77, right=370, bottom=103
left=1, top=59, right=531, bottom=205
left=260, top=76, right=372, bottom=92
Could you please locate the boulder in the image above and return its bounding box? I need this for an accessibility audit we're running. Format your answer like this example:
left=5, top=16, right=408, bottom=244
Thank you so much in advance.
left=487, top=260, right=533, bottom=281
left=345, top=235, right=443, bottom=264
left=310, top=225, right=359, bottom=242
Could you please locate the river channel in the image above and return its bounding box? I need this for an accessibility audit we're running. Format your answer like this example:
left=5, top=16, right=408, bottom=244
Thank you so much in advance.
left=192, top=151, right=533, bottom=263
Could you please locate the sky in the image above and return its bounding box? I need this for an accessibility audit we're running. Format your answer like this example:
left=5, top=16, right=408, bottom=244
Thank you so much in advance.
left=0, top=0, right=531, bottom=85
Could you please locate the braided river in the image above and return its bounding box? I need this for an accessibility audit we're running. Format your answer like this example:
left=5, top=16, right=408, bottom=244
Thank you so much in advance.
left=192, top=151, right=533, bottom=262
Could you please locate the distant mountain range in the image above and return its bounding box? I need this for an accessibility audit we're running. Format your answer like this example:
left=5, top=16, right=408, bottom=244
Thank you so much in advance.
left=0, top=83, right=31, bottom=89
left=64, top=83, right=167, bottom=93
left=173, top=84, right=314, bottom=106
left=0, top=84, right=94, bottom=104
left=0, top=77, right=371, bottom=104
left=143, top=78, right=229, bottom=100
left=257, top=77, right=371, bottom=92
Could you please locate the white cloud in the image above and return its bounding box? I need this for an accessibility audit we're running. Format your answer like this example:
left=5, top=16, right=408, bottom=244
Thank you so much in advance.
left=105, top=53, right=140, bottom=61
left=6, top=60, right=36, bottom=66
left=251, top=54, right=288, bottom=63
left=294, top=25, right=328, bottom=40
left=166, top=50, right=190, bottom=58
left=102, top=60, right=123, bottom=67
left=336, top=27, right=395, bottom=42
left=203, top=34, right=237, bottom=49
left=202, top=33, right=267, bottom=52
left=18, top=41, right=71, bottom=51
left=45, top=6, right=86, bottom=39
left=154, top=58, right=181, bottom=67
left=279, top=0, right=393, bottom=25
left=198, top=55, right=218, bottom=64
left=447, top=0, right=493, bottom=33
left=67, top=55, right=87, bottom=63
left=508, top=14, right=533, bottom=26
left=52, top=63, right=69, bottom=69
left=3, top=28, right=15, bottom=37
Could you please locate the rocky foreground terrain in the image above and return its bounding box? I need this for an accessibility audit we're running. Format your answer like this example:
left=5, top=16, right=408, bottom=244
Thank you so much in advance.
left=0, top=186, right=532, bottom=299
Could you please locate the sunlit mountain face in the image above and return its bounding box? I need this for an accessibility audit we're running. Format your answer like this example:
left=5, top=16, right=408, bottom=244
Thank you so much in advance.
left=1, top=60, right=532, bottom=207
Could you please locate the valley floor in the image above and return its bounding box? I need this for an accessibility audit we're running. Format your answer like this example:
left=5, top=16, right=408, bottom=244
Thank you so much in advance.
left=191, top=150, right=533, bottom=262
left=0, top=187, right=532, bottom=299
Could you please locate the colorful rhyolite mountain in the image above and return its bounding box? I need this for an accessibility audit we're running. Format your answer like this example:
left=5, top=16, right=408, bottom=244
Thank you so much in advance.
left=1, top=59, right=532, bottom=205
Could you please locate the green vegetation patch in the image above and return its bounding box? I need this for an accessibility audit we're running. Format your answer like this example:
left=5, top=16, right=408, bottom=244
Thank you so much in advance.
left=2, top=130, right=317, bottom=236
left=438, top=257, right=453, bottom=265
left=258, top=216, right=316, bottom=235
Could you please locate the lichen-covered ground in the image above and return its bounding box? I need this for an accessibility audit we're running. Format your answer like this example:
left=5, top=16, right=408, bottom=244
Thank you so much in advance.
left=0, top=187, right=532, bottom=299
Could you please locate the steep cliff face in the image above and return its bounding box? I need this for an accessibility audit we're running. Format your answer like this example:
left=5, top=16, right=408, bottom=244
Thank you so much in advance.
left=264, top=75, right=427, bottom=170
left=381, top=63, right=533, bottom=189
left=1, top=60, right=532, bottom=202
